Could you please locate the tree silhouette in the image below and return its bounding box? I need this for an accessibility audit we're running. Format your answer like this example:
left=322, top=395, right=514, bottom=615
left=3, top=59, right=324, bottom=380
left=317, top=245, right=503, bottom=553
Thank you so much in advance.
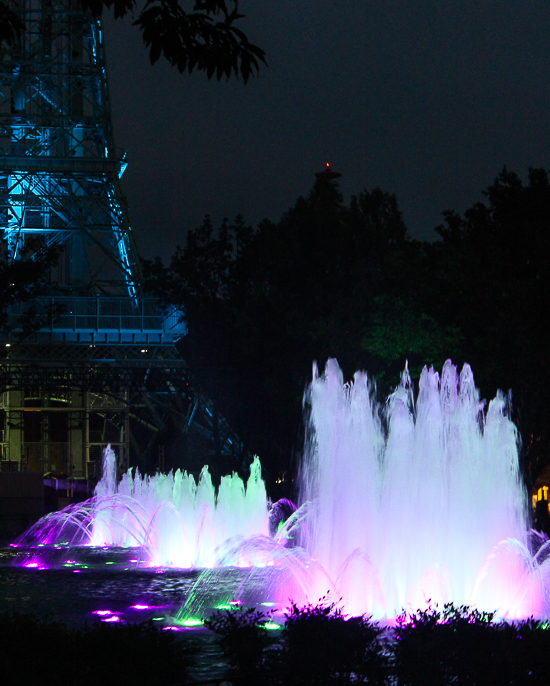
left=1, top=0, right=266, bottom=83
left=432, top=167, right=550, bottom=484
left=145, top=167, right=550, bottom=490
left=144, top=176, right=416, bottom=490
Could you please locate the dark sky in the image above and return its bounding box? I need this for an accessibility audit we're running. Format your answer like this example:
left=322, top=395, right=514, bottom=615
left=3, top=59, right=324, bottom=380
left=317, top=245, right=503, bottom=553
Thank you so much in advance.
left=103, top=1, right=550, bottom=262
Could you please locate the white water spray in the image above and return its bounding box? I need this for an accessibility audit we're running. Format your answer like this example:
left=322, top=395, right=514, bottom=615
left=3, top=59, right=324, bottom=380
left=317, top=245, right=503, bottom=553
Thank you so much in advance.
left=14, top=359, right=550, bottom=620
left=297, top=359, right=548, bottom=618
left=90, top=449, right=269, bottom=567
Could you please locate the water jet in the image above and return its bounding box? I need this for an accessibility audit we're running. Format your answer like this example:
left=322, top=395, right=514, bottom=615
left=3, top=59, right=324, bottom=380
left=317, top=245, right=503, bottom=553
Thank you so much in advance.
left=10, top=360, right=550, bottom=622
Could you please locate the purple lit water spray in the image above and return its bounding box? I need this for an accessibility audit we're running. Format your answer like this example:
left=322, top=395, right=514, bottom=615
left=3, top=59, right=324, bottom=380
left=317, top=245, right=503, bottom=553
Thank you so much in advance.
left=90, top=451, right=269, bottom=567
left=13, top=360, right=550, bottom=620
left=15, top=453, right=269, bottom=569
left=297, top=359, right=548, bottom=619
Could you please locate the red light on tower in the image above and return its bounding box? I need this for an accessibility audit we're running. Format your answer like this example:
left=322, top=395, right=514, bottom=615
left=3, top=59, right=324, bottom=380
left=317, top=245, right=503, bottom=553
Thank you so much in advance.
left=315, top=162, right=342, bottom=181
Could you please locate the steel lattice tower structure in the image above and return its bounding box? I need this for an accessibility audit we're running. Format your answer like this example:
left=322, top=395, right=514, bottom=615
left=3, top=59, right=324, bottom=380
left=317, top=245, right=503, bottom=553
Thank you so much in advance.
left=0, top=0, right=247, bottom=484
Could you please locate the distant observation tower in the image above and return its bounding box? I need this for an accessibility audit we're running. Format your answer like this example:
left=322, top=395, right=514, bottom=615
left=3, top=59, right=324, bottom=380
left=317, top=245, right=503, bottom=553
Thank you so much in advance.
left=315, top=162, right=342, bottom=182
left=0, top=1, right=247, bottom=492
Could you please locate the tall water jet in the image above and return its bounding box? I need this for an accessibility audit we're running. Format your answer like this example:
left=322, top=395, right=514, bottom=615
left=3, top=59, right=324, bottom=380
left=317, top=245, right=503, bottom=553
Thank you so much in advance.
left=298, top=359, right=544, bottom=619
left=15, top=449, right=269, bottom=569
left=90, top=447, right=269, bottom=567
left=12, top=359, right=550, bottom=623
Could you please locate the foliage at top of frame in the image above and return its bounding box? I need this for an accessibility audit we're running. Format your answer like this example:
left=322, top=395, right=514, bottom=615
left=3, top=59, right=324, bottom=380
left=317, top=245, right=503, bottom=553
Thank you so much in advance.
left=1, top=0, right=266, bottom=82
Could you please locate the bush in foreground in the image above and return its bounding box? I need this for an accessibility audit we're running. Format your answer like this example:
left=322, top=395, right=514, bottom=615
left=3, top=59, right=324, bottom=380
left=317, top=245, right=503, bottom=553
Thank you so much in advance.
left=206, top=601, right=550, bottom=685
left=0, top=612, right=190, bottom=686
left=4, top=603, right=550, bottom=685
left=280, top=600, right=387, bottom=686
left=393, top=603, right=550, bottom=686
left=205, top=600, right=387, bottom=685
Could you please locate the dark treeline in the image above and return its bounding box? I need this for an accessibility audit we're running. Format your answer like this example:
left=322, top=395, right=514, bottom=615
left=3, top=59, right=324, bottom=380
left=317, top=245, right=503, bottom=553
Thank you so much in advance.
left=0, top=238, right=60, bottom=352
left=143, top=167, right=550, bottom=496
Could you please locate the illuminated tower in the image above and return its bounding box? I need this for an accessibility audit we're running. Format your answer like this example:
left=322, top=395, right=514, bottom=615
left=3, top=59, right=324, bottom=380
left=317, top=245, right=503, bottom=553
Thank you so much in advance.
left=1, top=0, right=140, bottom=298
left=0, top=0, right=247, bottom=484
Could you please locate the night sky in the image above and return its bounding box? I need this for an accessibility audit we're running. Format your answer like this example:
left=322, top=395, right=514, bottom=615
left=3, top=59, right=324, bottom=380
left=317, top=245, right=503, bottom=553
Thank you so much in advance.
left=103, top=1, right=550, bottom=262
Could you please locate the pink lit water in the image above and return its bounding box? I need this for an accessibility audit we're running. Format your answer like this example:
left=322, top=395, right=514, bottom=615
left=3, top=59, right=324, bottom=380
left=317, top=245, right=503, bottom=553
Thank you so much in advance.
left=12, top=360, right=550, bottom=620
left=297, top=359, right=548, bottom=619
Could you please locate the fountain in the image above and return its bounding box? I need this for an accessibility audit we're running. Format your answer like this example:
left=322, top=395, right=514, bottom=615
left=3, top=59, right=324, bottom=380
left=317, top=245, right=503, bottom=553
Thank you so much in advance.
left=14, top=452, right=269, bottom=568
left=296, top=359, right=550, bottom=619
left=10, top=359, right=550, bottom=622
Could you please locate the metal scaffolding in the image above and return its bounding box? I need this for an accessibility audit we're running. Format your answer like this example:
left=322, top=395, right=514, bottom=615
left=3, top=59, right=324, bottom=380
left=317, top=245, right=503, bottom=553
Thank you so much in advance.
left=0, top=0, right=249, bottom=482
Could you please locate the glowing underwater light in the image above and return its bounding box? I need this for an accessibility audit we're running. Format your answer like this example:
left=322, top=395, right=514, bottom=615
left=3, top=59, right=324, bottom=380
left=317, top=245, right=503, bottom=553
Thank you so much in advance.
left=262, top=621, right=282, bottom=630
left=176, top=618, right=203, bottom=627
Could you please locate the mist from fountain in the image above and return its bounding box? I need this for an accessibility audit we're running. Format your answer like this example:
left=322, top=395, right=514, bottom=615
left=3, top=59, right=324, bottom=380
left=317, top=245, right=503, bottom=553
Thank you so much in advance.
left=12, top=359, right=550, bottom=622
left=15, top=452, right=269, bottom=568
left=296, top=359, right=550, bottom=619
left=91, top=449, right=269, bottom=567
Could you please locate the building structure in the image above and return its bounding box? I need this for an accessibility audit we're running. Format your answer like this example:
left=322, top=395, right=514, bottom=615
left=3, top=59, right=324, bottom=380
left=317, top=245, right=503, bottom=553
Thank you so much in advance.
left=0, top=0, right=248, bottom=489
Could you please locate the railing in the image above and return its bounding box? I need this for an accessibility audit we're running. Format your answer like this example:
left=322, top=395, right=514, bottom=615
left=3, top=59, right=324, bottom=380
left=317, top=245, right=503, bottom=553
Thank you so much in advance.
left=0, top=155, right=125, bottom=175
left=4, top=297, right=186, bottom=336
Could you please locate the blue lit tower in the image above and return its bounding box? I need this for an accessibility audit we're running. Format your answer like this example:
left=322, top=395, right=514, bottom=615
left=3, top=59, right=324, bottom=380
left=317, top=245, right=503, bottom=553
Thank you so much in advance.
left=0, top=0, right=247, bottom=483
left=1, top=0, right=140, bottom=298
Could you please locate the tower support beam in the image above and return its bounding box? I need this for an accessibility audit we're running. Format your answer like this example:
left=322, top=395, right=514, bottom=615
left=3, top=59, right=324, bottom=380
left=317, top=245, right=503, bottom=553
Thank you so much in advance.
left=1, top=0, right=250, bottom=486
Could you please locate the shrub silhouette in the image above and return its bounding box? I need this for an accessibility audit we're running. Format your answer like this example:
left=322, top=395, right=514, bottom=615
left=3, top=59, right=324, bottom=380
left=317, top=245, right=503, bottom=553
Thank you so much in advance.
left=205, top=599, right=387, bottom=685
left=204, top=606, right=275, bottom=682
left=280, top=599, right=387, bottom=685
left=0, top=611, right=190, bottom=686
left=393, top=603, right=550, bottom=686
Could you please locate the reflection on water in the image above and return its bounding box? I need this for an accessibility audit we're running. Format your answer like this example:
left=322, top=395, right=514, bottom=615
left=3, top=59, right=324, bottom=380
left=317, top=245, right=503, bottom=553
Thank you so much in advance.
left=0, top=547, right=271, bottom=625
left=0, top=546, right=276, bottom=682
